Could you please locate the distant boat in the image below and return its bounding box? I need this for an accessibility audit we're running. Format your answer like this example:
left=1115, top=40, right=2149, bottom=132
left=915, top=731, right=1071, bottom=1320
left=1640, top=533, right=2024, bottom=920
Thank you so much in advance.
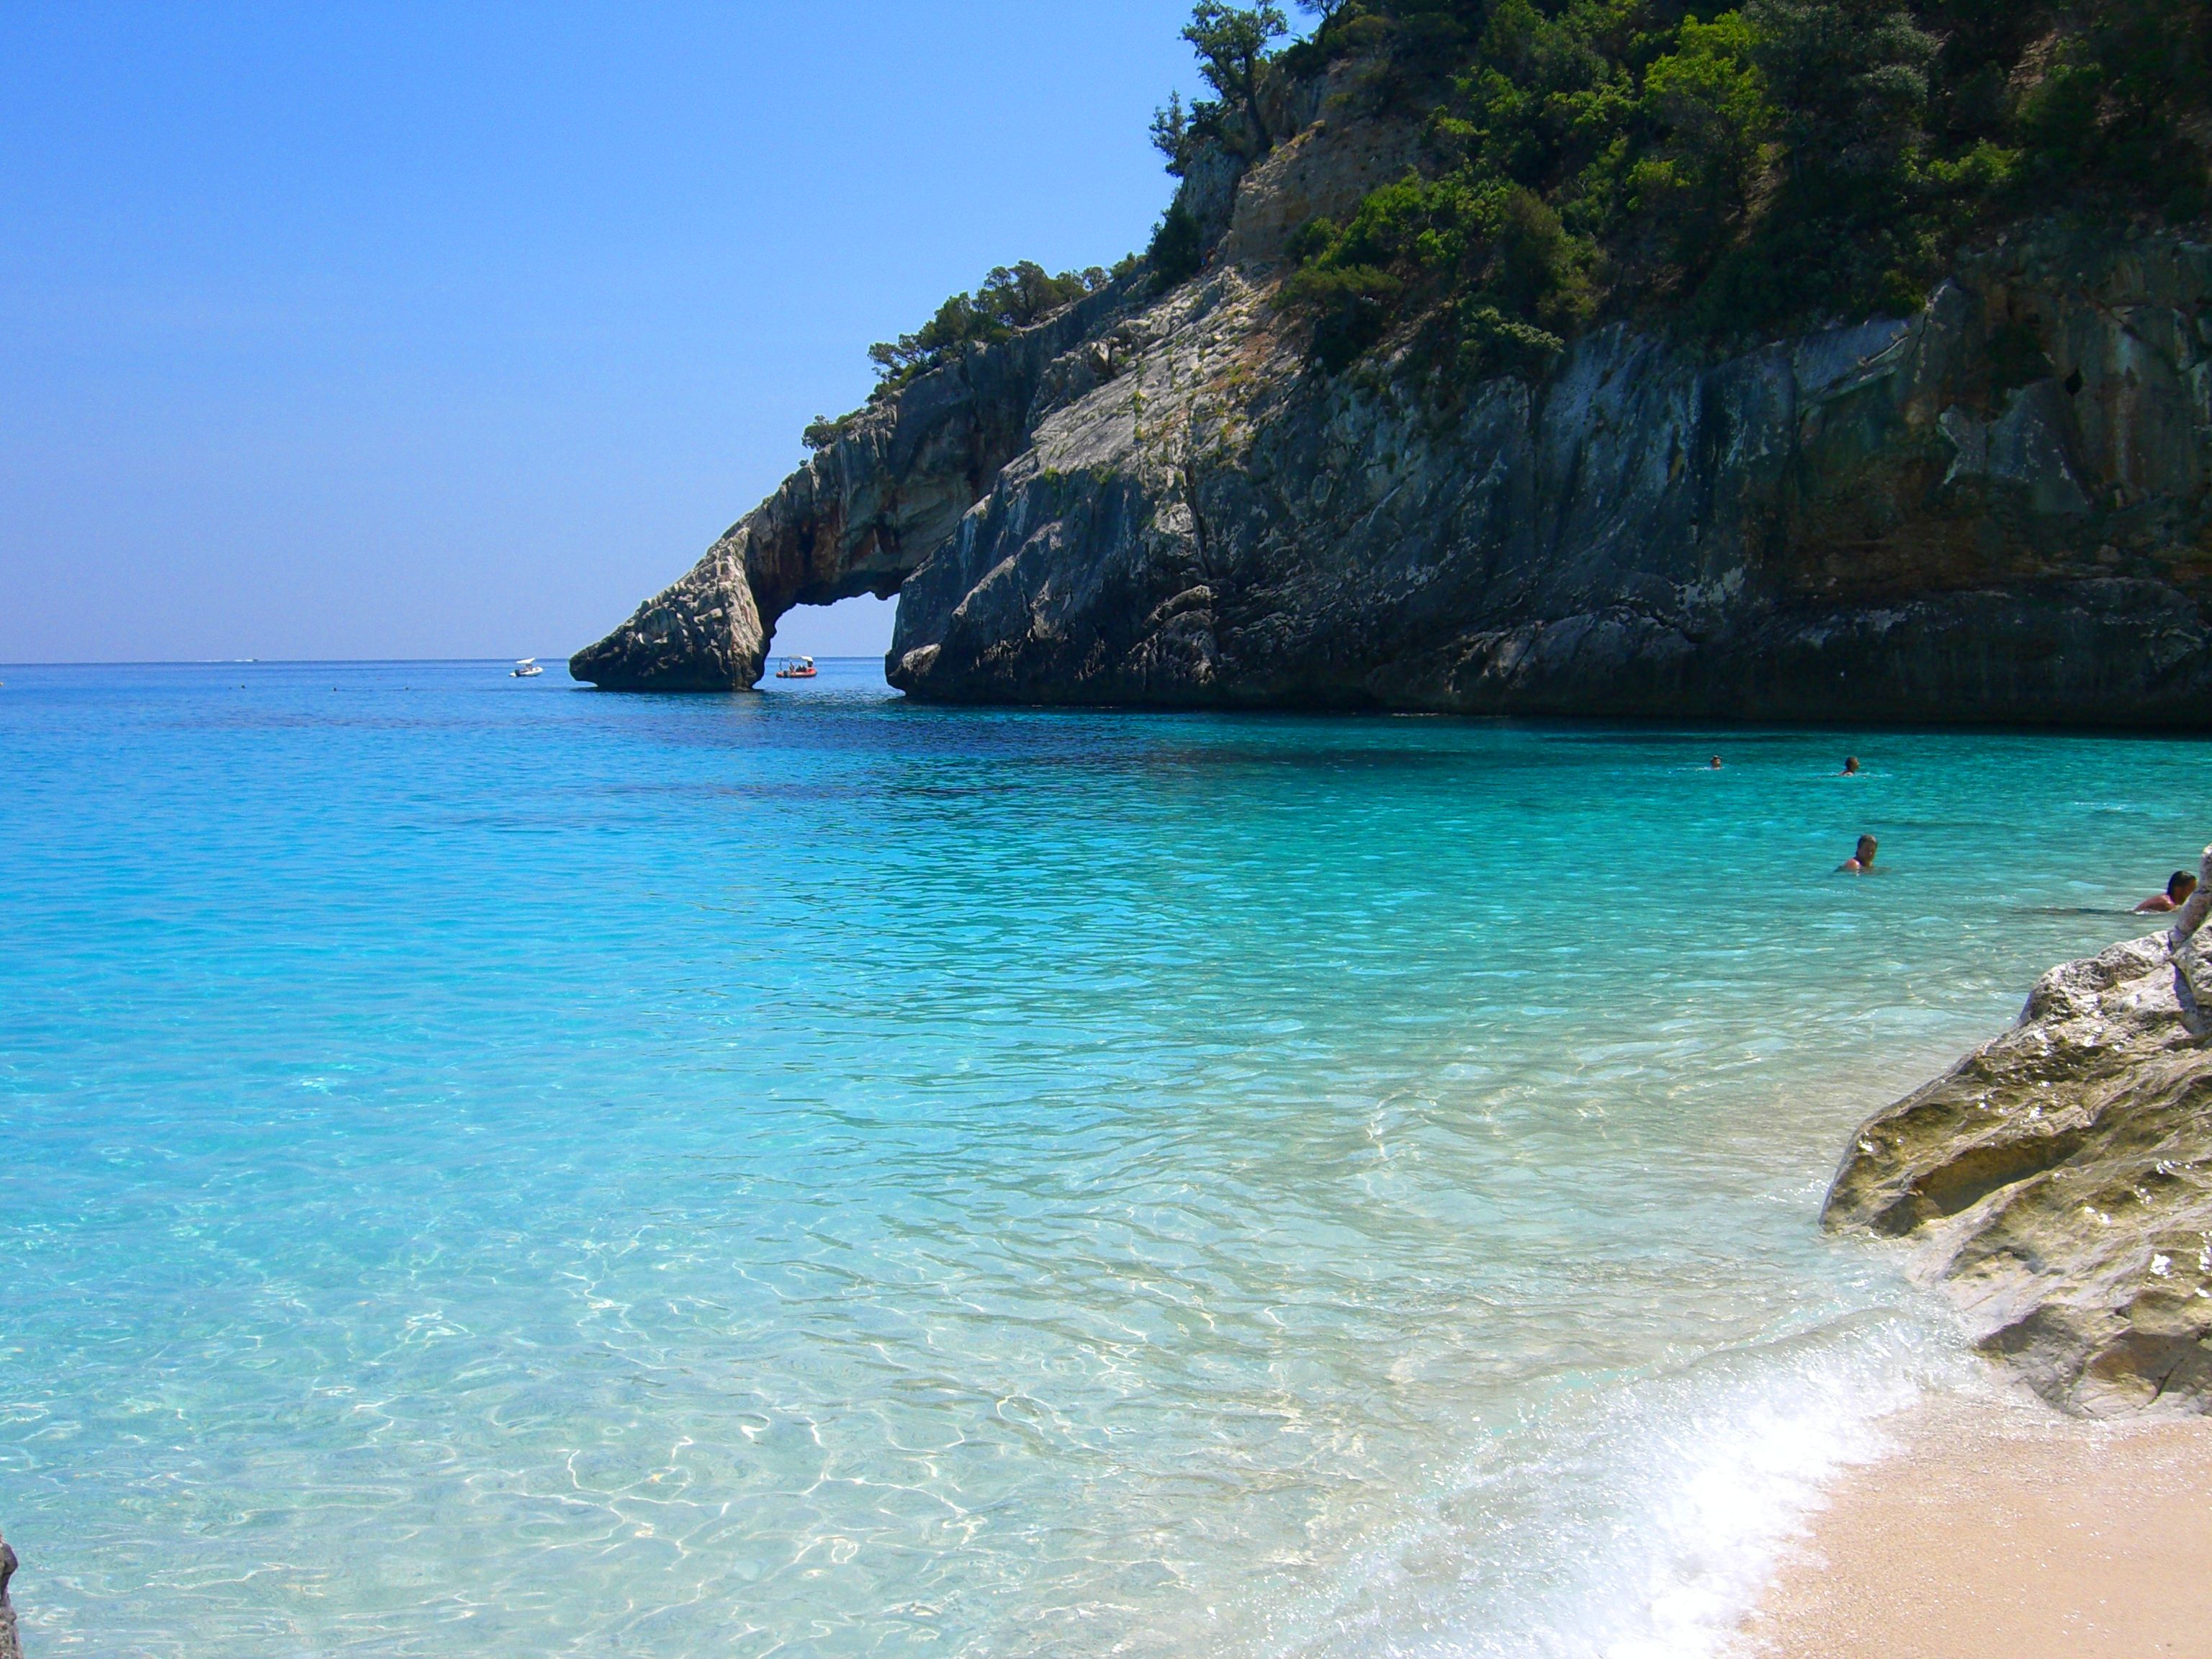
left=512, top=659, right=544, bottom=678
left=774, top=656, right=817, bottom=680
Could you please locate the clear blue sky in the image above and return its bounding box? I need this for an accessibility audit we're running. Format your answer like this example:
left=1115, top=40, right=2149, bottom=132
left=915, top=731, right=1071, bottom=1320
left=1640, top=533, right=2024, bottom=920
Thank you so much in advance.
left=0, top=1, right=1221, bottom=663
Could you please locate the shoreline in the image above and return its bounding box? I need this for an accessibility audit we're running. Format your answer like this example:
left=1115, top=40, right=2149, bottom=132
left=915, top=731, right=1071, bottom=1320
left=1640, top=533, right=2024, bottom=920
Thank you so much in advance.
left=1737, top=1387, right=2212, bottom=1657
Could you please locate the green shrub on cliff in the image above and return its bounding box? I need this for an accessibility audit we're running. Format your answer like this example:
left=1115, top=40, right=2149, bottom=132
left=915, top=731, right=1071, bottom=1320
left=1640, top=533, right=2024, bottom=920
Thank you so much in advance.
left=1147, top=201, right=1208, bottom=287
left=801, top=414, right=850, bottom=452
left=2008, top=0, right=2212, bottom=220
left=1282, top=261, right=1405, bottom=368
left=868, top=261, right=1120, bottom=392
left=1282, top=175, right=1593, bottom=372
left=1219, top=0, right=2212, bottom=372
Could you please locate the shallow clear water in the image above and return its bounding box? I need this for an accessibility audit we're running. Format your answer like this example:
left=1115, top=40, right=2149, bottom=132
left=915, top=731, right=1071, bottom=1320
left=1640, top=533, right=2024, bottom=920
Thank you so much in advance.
left=3, top=659, right=2206, bottom=1658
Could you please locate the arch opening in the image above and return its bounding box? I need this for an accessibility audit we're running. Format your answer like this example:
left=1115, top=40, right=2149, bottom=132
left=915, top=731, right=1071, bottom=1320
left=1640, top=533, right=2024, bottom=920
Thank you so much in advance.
left=762, top=590, right=900, bottom=663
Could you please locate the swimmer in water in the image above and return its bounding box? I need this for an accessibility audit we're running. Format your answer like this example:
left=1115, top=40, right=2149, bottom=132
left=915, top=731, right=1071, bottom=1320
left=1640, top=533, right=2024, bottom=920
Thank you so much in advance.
left=2135, top=871, right=2199, bottom=913
left=1839, top=834, right=1878, bottom=873
left=1842, top=756, right=1861, bottom=775
left=1709, top=756, right=1723, bottom=770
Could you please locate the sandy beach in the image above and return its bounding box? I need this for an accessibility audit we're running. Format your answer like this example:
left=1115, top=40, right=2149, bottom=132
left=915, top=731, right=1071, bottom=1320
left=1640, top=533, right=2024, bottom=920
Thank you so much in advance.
left=1742, top=1390, right=2212, bottom=1658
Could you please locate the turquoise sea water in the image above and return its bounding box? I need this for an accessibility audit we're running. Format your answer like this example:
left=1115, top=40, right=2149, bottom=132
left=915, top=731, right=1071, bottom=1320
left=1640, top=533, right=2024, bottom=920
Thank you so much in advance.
left=4, top=657, right=2207, bottom=1658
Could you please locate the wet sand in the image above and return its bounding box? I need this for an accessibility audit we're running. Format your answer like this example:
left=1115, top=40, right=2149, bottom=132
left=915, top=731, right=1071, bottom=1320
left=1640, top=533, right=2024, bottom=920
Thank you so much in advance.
left=1742, top=1392, right=2212, bottom=1658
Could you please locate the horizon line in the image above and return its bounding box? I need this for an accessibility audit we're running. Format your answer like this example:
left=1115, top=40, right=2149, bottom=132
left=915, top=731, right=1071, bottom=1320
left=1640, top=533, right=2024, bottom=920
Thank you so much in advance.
left=0, top=655, right=892, bottom=670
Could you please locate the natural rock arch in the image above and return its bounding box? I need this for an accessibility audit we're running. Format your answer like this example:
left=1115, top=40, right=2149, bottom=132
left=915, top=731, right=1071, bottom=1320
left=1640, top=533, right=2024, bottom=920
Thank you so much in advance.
left=568, top=283, right=1139, bottom=692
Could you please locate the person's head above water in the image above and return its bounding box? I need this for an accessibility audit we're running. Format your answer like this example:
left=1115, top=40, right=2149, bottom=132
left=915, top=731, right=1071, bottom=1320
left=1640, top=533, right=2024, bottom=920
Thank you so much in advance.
left=1840, top=834, right=1878, bottom=873
left=2134, top=869, right=2198, bottom=912
left=1843, top=757, right=1861, bottom=775
left=1709, top=755, right=1723, bottom=769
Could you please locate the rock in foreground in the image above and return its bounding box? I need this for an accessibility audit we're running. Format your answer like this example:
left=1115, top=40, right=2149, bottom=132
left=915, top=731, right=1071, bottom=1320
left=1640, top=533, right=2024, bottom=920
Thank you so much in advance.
left=1, top=1527, right=20, bottom=1659
left=1825, top=848, right=2212, bottom=1414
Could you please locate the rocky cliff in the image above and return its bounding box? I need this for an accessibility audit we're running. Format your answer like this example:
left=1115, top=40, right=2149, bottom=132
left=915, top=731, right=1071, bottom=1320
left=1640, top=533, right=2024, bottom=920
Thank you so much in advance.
left=574, top=78, right=2212, bottom=722
left=1825, top=846, right=2212, bottom=1415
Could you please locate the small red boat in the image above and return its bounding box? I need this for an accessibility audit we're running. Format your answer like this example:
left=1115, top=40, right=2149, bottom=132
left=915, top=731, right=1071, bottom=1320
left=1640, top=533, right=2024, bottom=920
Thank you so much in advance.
left=773, top=656, right=818, bottom=680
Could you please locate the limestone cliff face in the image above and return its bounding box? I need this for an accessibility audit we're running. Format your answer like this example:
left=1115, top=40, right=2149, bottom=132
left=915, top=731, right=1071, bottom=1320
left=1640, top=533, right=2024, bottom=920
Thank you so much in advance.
left=1825, top=848, right=2212, bottom=1416
left=575, top=88, right=2212, bottom=722
left=888, top=220, right=2212, bottom=721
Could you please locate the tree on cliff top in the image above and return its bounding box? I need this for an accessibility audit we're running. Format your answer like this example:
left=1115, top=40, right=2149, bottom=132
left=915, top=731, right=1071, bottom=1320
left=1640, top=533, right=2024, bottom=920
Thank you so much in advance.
left=1154, top=3, right=1290, bottom=171
left=863, top=262, right=1119, bottom=397
left=1187, top=4, right=1289, bottom=150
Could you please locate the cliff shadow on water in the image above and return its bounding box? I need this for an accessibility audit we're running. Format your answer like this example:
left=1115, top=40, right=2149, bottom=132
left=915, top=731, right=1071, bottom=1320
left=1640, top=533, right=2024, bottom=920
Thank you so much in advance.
left=574, top=12, right=2212, bottom=729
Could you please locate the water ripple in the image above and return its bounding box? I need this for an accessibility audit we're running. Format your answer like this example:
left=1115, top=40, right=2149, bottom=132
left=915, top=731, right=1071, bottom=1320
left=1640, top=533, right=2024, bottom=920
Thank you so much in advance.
left=4, top=660, right=2205, bottom=1656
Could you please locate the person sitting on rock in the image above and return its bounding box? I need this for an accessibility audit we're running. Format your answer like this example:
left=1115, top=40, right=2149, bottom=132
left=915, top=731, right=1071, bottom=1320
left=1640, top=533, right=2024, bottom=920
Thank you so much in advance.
left=1839, top=834, right=1878, bottom=873
left=2135, top=870, right=2199, bottom=913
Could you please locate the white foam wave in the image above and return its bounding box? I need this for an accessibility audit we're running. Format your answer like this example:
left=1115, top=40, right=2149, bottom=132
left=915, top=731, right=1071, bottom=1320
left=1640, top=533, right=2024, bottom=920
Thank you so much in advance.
left=1254, top=1308, right=1967, bottom=1659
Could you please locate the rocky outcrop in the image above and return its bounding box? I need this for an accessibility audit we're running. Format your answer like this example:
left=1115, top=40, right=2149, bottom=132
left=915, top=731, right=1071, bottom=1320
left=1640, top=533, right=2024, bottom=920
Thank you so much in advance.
left=1825, top=846, right=2212, bottom=1415
left=886, top=219, right=2212, bottom=721
left=569, top=284, right=1141, bottom=691
left=1, top=1528, right=22, bottom=1659
left=576, top=68, right=2212, bottom=721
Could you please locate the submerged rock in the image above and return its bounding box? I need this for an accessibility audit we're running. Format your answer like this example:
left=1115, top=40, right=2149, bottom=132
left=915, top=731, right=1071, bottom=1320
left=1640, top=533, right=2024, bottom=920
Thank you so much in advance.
left=1825, top=847, right=2212, bottom=1415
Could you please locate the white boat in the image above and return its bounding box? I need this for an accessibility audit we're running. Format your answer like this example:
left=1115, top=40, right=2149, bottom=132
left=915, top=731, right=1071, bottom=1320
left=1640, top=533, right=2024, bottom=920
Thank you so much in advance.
left=512, top=658, right=544, bottom=678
